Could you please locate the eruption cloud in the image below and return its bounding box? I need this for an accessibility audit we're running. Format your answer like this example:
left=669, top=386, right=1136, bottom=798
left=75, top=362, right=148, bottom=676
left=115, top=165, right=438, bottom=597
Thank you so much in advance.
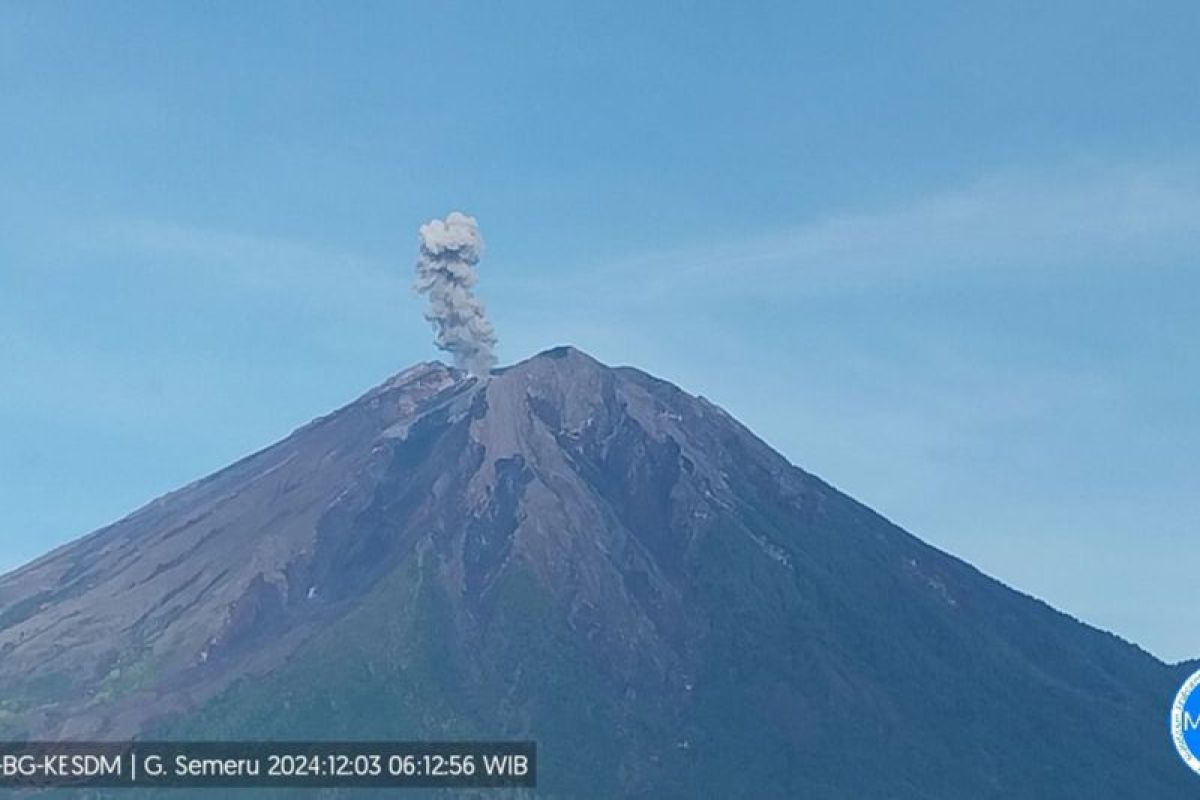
left=413, top=211, right=498, bottom=377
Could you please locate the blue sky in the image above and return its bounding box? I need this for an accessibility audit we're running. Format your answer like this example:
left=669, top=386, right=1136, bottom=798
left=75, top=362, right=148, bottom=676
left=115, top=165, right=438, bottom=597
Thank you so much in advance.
left=1, top=2, right=1197, bottom=661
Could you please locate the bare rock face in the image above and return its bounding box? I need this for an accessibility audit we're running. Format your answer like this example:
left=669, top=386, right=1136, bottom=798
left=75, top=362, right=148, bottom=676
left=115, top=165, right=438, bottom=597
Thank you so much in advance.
left=0, top=360, right=469, bottom=737
left=0, top=347, right=1189, bottom=798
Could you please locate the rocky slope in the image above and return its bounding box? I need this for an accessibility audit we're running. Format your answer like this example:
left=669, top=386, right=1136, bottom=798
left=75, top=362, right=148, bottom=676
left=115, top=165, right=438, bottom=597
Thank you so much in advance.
left=0, top=346, right=1190, bottom=797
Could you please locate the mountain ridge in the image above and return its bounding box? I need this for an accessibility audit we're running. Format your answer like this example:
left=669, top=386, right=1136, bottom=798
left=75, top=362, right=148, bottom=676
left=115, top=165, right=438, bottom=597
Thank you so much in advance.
left=0, top=345, right=1190, bottom=797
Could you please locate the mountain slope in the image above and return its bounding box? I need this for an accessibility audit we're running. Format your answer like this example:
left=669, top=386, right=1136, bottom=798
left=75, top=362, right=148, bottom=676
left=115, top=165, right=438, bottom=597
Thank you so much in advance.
left=0, top=346, right=1189, bottom=797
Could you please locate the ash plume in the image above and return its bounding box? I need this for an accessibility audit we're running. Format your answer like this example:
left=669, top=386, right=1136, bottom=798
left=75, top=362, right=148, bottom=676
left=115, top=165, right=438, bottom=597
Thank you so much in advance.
left=413, top=211, right=498, bottom=377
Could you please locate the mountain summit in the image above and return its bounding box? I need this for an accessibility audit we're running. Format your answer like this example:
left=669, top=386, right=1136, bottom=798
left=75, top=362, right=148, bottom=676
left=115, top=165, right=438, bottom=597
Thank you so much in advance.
left=0, top=347, right=1188, bottom=796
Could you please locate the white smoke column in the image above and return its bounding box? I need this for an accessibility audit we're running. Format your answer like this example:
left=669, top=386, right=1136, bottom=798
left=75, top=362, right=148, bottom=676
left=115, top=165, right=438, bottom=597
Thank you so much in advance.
left=413, top=211, right=498, bottom=377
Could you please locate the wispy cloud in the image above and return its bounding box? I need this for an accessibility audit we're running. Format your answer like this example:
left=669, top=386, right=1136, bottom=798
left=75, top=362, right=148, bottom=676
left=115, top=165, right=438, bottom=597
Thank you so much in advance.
left=542, top=158, right=1200, bottom=303
left=1, top=217, right=428, bottom=429
left=81, top=218, right=400, bottom=307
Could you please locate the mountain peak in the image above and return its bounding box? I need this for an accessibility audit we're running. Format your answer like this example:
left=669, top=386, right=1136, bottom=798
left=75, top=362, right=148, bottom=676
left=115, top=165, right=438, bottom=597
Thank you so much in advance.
left=363, top=345, right=600, bottom=396
left=494, top=344, right=603, bottom=375
left=531, top=343, right=593, bottom=361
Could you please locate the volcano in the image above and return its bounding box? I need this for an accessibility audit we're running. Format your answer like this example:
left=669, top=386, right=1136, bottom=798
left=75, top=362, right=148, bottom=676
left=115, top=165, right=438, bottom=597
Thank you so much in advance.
left=0, top=346, right=1188, bottom=797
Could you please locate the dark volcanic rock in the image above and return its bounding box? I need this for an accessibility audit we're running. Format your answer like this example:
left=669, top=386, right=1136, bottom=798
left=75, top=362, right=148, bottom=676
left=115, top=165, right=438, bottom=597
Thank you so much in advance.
left=0, top=347, right=1190, bottom=798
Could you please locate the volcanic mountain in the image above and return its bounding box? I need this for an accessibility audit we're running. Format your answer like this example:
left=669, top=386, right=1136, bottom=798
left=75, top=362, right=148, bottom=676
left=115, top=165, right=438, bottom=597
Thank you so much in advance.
left=0, top=347, right=1189, bottom=797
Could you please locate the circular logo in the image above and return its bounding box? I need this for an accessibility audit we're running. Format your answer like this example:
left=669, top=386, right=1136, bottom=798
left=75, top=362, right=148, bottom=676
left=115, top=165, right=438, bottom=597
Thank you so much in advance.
left=1171, top=669, right=1200, bottom=775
